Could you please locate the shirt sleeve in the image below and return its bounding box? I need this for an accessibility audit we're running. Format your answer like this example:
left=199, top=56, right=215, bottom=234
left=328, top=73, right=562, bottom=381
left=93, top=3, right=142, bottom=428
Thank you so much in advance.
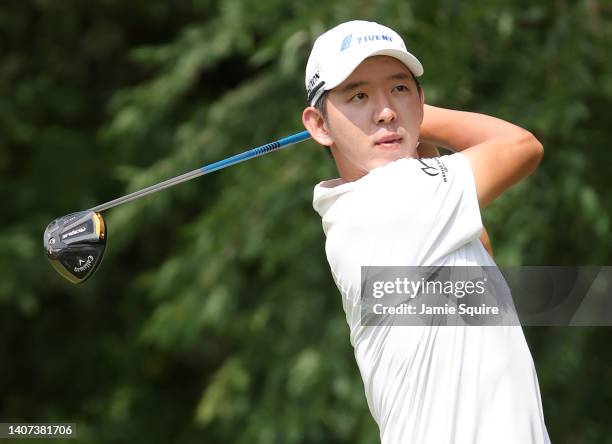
left=404, top=152, right=483, bottom=263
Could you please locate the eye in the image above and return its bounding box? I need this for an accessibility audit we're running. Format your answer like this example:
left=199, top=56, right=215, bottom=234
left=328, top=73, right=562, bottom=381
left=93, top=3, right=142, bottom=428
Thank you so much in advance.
left=350, top=92, right=367, bottom=102
left=393, top=84, right=409, bottom=93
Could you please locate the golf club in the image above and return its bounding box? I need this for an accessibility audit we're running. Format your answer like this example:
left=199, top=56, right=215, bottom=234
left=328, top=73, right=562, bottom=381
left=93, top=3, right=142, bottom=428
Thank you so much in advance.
left=44, top=131, right=312, bottom=284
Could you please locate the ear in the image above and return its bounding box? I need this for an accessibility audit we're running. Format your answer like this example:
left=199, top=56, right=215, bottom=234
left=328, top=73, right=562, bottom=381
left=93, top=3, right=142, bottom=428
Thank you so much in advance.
left=302, top=106, right=333, bottom=147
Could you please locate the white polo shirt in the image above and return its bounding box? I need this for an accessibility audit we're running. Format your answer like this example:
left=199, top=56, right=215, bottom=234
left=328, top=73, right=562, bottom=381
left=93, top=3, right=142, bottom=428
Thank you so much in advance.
left=313, top=153, right=551, bottom=444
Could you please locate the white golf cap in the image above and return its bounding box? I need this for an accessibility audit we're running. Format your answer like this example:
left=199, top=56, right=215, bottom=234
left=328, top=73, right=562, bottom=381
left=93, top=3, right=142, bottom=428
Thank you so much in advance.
left=305, top=20, right=424, bottom=106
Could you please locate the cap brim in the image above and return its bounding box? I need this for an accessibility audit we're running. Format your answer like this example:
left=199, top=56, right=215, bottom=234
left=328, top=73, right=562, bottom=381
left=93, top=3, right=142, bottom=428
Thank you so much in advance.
left=324, top=48, right=424, bottom=91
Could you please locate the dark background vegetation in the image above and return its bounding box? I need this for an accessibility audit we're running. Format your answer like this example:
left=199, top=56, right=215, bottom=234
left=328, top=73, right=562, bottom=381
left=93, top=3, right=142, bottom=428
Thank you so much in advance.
left=1, top=0, right=611, bottom=442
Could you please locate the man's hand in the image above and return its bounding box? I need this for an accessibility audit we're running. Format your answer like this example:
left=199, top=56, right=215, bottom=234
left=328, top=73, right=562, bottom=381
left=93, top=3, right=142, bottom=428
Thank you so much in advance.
left=419, top=105, right=543, bottom=208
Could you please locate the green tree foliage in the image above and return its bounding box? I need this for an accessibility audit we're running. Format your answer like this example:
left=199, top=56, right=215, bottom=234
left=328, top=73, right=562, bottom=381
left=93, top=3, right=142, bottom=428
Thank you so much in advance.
left=1, top=0, right=611, bottom=442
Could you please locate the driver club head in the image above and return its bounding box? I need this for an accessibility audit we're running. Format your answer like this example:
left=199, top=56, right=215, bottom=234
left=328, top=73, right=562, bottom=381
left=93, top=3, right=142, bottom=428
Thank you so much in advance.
left=43, top=210, right=107, bottom=284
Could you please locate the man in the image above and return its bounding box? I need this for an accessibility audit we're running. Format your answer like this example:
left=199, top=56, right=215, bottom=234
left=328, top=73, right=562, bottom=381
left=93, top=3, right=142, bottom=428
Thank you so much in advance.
left=302, top=20, right=550, bottom=443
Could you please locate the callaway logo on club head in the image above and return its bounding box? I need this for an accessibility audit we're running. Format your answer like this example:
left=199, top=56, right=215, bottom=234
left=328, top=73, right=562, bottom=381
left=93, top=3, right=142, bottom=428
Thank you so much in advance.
left=74, top=255, right=95, bottom=273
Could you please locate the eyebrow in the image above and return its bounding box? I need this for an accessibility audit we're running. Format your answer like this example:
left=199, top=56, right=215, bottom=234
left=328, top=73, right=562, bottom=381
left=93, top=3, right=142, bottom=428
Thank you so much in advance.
left=340, top=80, right=368, bottom=93
left=339, top=72, right=413, bottom=93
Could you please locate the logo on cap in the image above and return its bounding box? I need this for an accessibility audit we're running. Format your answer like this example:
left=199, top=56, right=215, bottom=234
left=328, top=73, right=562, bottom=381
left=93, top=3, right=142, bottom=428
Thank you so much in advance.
left=340, top=34, right=353, bottom=51
left=306, top=72, right=320, bottom=96
left=340, top=33, right=394, bottom=52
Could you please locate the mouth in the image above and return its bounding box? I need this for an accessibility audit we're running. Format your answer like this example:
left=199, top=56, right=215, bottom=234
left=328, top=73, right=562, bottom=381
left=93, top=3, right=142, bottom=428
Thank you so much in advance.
left=374, top=135, right=403, bottom=150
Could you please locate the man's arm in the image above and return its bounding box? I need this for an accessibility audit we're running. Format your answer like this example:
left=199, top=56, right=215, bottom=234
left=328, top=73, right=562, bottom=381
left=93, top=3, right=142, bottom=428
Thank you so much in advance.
left=419, top=105, right=544, bottom=208
left=417, top=142, right=495, bottom=258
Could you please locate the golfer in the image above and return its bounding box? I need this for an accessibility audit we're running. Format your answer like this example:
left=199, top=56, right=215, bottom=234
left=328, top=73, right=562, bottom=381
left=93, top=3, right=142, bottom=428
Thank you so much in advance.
left=303, top=20, right=550, bottom=443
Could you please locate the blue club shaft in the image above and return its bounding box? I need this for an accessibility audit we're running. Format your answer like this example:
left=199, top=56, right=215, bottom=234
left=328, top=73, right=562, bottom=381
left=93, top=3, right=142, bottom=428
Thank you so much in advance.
left=89, top=131, right=312, bottom=213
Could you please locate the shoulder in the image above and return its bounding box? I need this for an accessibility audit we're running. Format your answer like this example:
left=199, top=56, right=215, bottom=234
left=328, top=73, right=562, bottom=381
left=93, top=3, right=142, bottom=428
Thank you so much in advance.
left=312, top=155, right=473, bottom=217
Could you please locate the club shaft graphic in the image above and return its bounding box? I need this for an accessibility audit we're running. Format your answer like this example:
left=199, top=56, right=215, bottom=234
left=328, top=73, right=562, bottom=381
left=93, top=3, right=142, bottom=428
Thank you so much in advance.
left=89, top=131, right=311, bottom=213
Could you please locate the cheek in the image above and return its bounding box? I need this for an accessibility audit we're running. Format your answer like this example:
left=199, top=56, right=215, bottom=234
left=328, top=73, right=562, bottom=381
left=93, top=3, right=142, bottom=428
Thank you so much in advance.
left=328, top=111, right=366, bottom=142
left=328, top=100, right=370, bottom=130
left=401, top=103, right=423, bottom=131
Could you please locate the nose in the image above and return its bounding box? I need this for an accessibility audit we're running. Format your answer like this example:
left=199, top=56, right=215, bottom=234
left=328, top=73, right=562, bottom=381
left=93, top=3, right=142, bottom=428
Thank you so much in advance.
left=377, top=106, right=397, bottom=124
left=374, top=94, right=397, bottom=124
